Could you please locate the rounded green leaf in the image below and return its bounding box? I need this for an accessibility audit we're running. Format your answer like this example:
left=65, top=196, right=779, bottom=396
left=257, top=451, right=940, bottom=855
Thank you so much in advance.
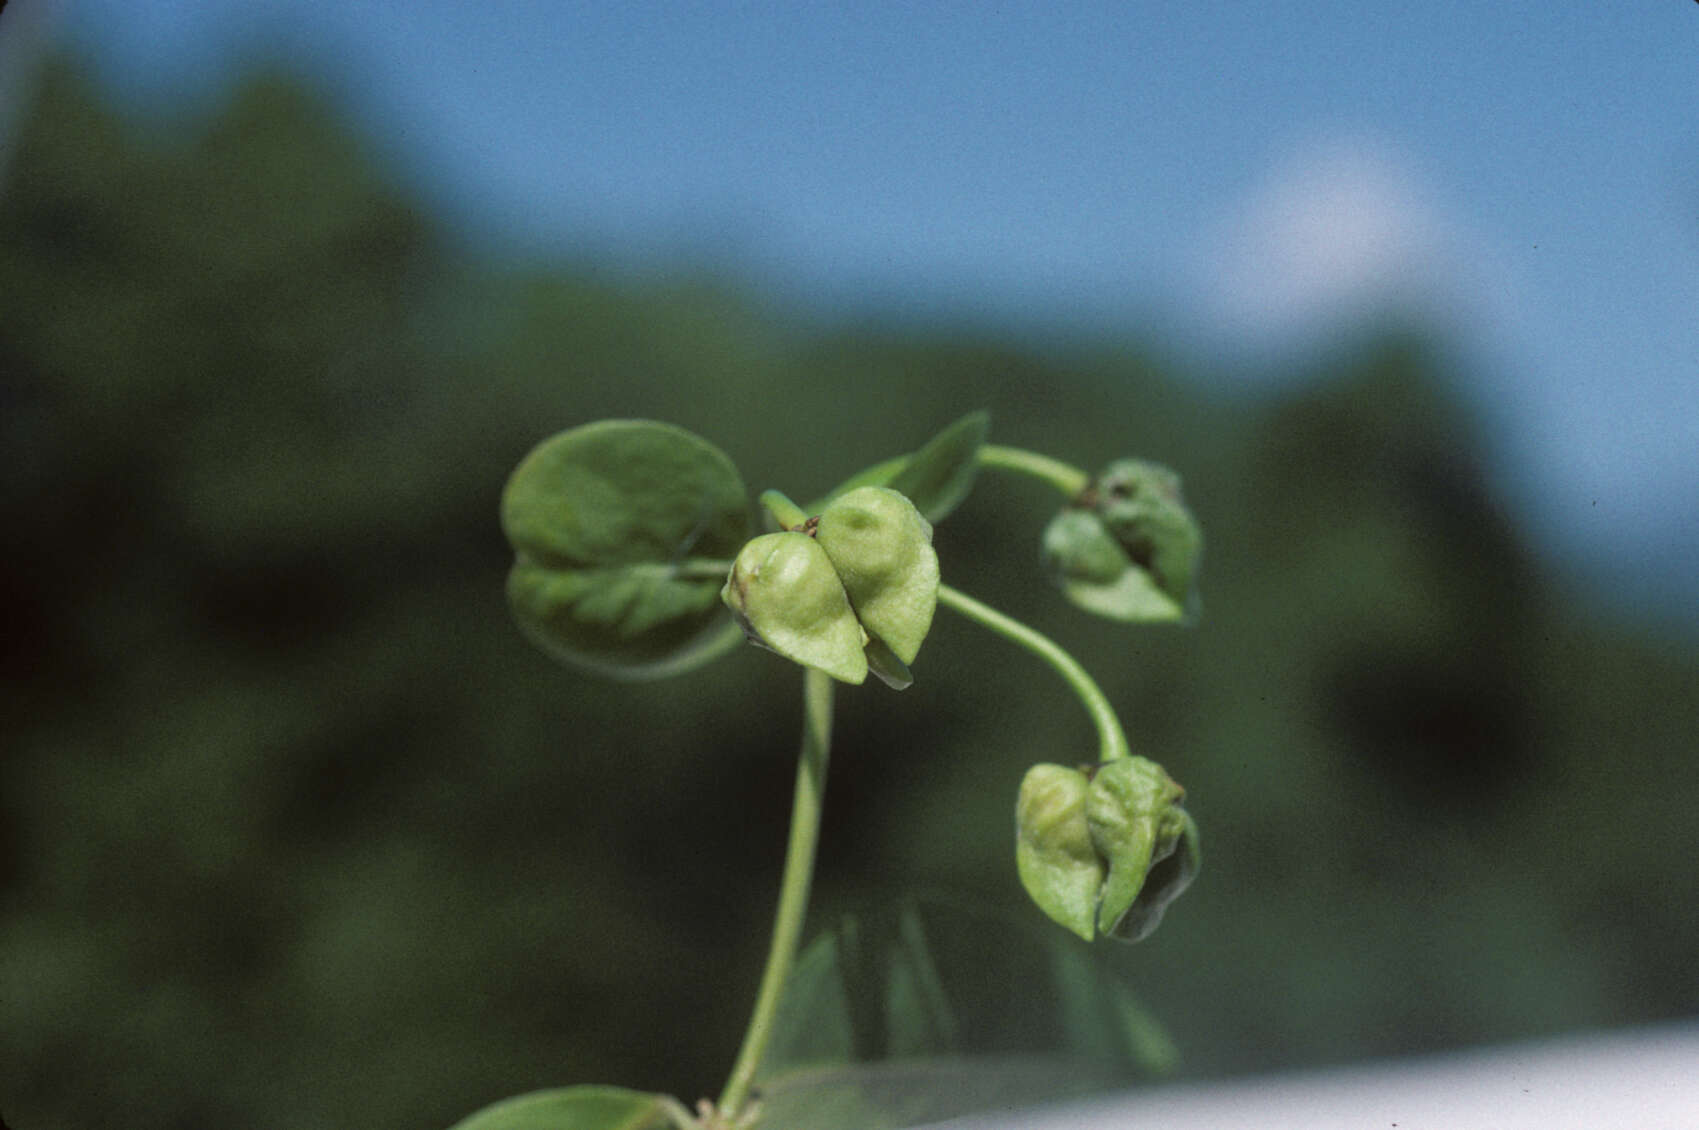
left=815, top=486, right=939, bottom=665
left=446, top=1085, right=682, bottom=1130
left=722, top=532, right=869, bottom=684
left=502, top=420, right=749, bottom=678
left=1015, top=764, right=1104, bottom=942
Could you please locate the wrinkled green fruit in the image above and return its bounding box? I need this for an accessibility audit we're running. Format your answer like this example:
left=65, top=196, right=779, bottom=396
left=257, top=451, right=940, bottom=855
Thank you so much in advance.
left=814, top=486, right=939, bottom=664
left=1043, top=509, right=1131, bottom=586
left=1042, top=509, right=1178, bottom=623
left=1041, top=459, right=1202, bottom=624
left=1085, top=757, right=1197, bottom=941
left=1015, top=757, right=1198, bottom=943
left=1090, top=460, right=1202, bottom=615
left=1108, top=807, right=1200, bottom=943
left=1015, top=764, right=1104, bottom=942
left=722, top=532, right=868, bottom=684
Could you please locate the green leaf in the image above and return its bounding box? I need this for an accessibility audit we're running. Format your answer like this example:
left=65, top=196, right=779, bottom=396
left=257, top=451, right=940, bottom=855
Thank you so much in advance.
left=761, top=929, right=857, bottom=1074
left=1045, top=935, right=1179, bottom=1075
left=1106, top=975, right=1183, bottom=1075
left=756, top=898, right=1175, bottom=1127
left=502, top=420, right=750, bottom=679
left=446, top=1085, right=683, bottom=1130
left=883, top=905, right=959, bottom=1058
left=885, top=410, right=991, bottom=523
left=817, top=455, right=907, bottom=502
left=813, top=410, right=990, bottom=523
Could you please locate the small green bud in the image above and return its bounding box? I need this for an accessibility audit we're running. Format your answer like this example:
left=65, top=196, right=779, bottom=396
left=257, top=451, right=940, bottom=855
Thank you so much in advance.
left=1040, top=460, right=1202, bottom=624
left=1041, top=509, right=1176, bottom=623
left=1043, top=508, right=1131, bottom=585
left=815, top=486, right=940, bottom=665
left=1086, top=757, right=1198, bottom=942
left=1015, top=764, right=1104, bottom=942
left=1090, top=460, right=1202, bottom=617
left=1015, top=757, right=1199, bottom=943
left=721, top=532, right=868, bottom=684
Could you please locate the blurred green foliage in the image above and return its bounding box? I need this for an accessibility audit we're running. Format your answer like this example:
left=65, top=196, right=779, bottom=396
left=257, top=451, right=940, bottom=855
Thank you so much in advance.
left=3, top=62, right=1698, bottom=1130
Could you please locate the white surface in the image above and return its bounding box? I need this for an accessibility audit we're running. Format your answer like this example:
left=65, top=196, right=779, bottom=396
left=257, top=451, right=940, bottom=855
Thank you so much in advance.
left=930, top=1023, right=1699, bottom=1130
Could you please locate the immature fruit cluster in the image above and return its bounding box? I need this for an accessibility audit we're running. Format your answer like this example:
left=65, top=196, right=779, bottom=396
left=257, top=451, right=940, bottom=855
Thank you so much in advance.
left=1016, top=757, right=1199, bottom=942
left=1042, top=459, right=1202, bottom=624
left=721, top=487, right=939, bottom=685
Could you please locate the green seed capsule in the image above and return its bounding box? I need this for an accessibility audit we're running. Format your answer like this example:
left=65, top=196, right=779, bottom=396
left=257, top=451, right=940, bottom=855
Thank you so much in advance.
left=814, top=486, right=939, bottom=665
left=721, top=532, right=868, bottom=684
left=1107, top=809, right=1200, bottom=943
left=1042, top=508, right=1131, bottom=586
left=1090, top=460, right=1202, bottom=617
left=1015, top=756, right=1200, bottom=944
left=1085, top=757, right=1196, bottom=942
left=1039, top=459, right=1203, bottom=624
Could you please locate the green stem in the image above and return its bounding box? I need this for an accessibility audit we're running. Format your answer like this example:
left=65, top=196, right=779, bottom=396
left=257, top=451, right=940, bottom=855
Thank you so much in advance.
left=978, top=444, right=1091, bottom=498
left=937, top=583, right=1130, bottom=763
left=671, top=557, right=736, bottom=580
left=717, top=667, right=834, bottom=1120
left=759, top=489, right=810, bottom=530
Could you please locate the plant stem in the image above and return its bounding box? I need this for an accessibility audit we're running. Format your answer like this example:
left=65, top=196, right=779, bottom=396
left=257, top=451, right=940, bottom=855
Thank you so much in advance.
left=671, top=558, right=736, bottom=580
left=759, top=489, right=810, bottom=530
left=978, top=444, right=1091, bottom=498
left=936, top=583, right=1131, bottom=763
left=717, top=666, right=834, bottom=1120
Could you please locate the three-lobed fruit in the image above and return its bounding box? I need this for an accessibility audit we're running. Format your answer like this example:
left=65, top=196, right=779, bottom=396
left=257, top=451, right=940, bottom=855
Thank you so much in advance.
left=721, top=532, right=869, bottom=684
left=1015, top=756, right=1198, bottom=943
left=814, top=486, right=939, bottom=665
left=1015, top=763, right=1105, bottom=941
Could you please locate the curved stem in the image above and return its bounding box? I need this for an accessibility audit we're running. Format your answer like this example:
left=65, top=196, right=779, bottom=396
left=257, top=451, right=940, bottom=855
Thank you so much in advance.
left=978, top=444, right=1091, bottom=498
left=717, top=667, right=834, bottom=1120
left=937, top=583, right=1130, bottom=763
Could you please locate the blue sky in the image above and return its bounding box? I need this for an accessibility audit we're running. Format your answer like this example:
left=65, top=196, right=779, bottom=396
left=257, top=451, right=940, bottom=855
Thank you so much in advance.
left=10, top=1, right=1699, bottom=621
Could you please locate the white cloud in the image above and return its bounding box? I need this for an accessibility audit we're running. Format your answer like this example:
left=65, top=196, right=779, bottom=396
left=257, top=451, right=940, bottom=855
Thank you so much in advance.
left=1188, top=136, right=1474, bottom=346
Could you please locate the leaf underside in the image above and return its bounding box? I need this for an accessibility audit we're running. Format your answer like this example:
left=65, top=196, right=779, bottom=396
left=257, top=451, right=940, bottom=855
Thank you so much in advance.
left=502, top=420, right=750, bottom=678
